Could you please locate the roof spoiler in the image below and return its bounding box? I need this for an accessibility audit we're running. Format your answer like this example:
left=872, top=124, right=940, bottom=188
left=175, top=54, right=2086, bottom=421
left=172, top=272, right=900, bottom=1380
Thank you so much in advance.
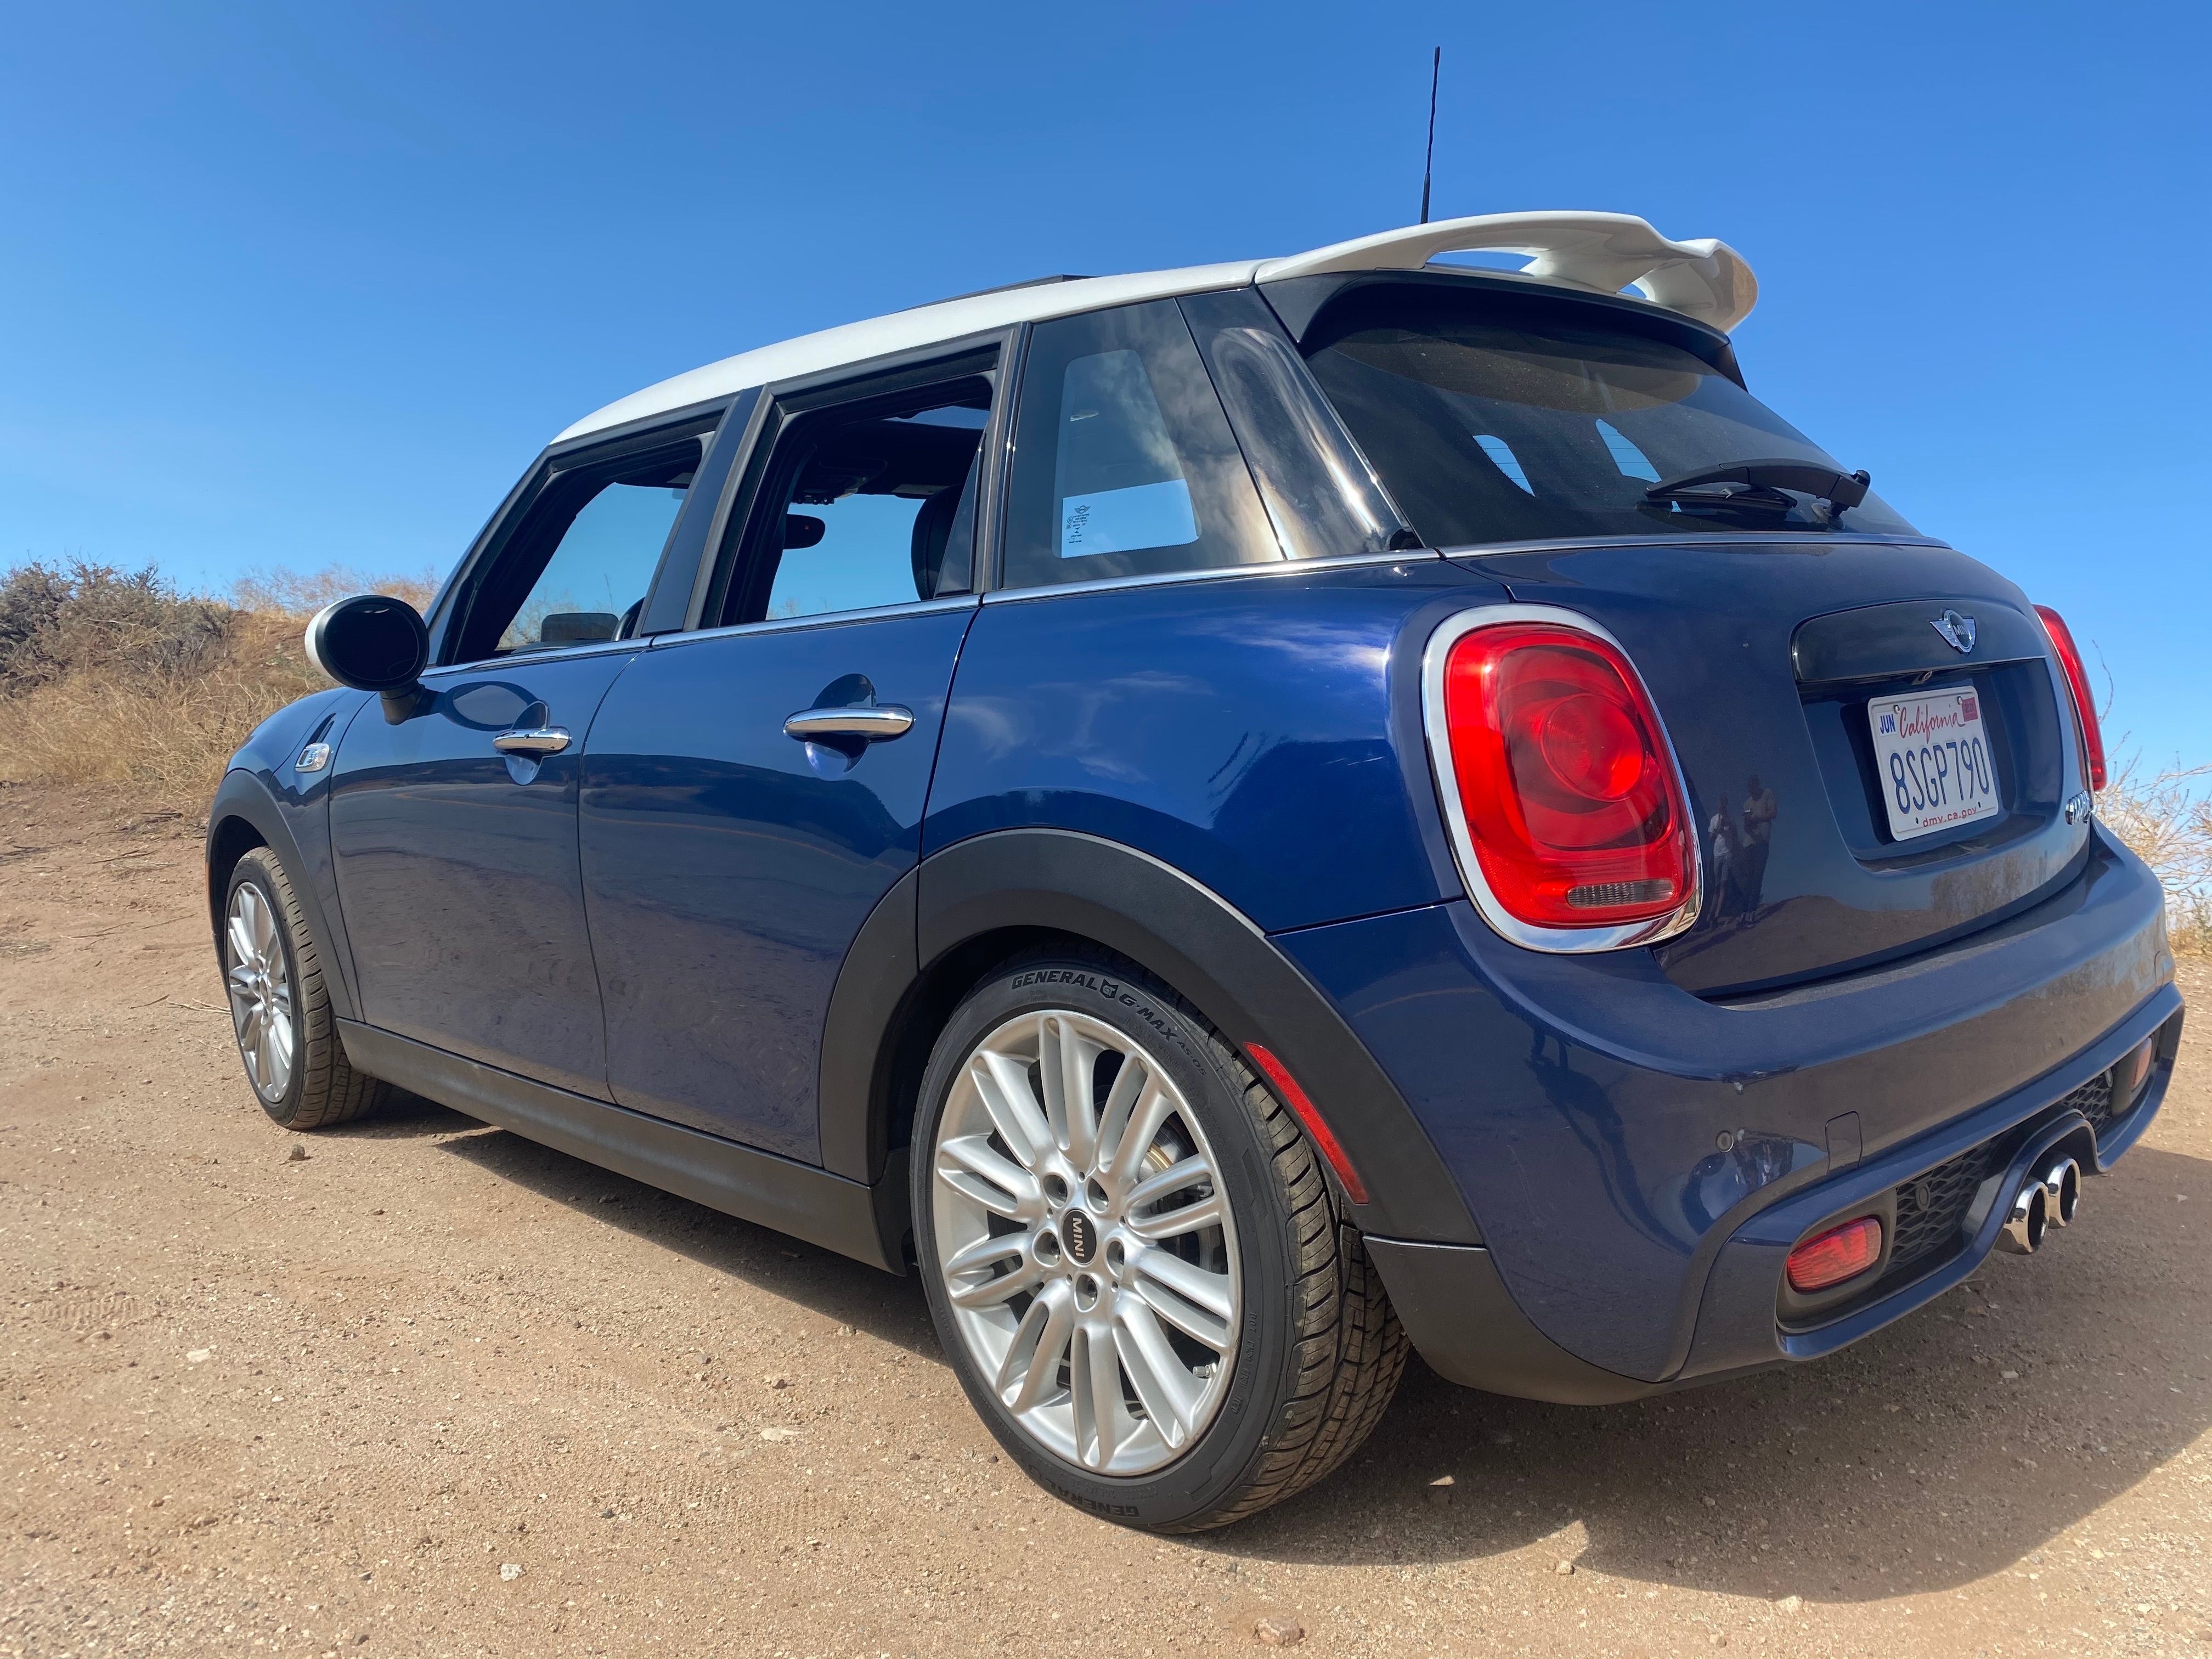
left=1256, top=211, right=1758, bottom=334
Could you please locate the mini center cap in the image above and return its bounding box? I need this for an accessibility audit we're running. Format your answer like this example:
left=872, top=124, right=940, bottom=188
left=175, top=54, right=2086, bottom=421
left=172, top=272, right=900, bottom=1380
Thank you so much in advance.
left=1061, top=1209, right=1099, bottom=1265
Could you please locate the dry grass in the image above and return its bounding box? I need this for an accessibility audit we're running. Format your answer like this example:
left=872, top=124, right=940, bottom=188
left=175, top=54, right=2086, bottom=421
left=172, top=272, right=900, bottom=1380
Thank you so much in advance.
left=2097, top=749, right=2212, bottom=956
left=0, top=561, right=433, bottom=801
left=230, top=561, right=440, bottom=618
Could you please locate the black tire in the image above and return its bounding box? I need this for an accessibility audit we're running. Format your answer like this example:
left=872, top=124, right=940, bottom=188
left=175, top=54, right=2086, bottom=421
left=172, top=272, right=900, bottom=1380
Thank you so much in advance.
left=222, top=847, right=388, bottom=1130
left=910, top=946, right=1407, bottom=1532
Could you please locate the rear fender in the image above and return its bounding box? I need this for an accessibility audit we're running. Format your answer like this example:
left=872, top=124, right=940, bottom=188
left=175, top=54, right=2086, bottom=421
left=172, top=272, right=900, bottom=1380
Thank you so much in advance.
left=817, top=827, right=1480, bottom=1247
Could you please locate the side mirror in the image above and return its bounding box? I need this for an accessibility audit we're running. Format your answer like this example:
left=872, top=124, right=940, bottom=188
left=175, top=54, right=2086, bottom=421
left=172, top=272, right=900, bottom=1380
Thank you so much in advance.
left=305, top=594, right=431, bottom=723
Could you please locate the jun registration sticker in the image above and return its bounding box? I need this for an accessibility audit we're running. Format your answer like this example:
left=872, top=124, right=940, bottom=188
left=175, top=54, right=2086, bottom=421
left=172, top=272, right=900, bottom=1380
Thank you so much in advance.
left=1869, top=686, right=2001, bottom=840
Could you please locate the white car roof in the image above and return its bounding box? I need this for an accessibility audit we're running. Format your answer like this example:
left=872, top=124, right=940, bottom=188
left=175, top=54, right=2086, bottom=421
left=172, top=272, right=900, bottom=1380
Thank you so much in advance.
left=555, top=211, right=1757, bottom=444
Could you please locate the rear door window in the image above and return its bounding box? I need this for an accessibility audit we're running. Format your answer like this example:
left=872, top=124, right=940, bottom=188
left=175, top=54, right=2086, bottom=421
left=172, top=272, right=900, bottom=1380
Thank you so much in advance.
left=1001, top=300, right=1279, bottom=590
left=711, top=368, right=996, bottom=627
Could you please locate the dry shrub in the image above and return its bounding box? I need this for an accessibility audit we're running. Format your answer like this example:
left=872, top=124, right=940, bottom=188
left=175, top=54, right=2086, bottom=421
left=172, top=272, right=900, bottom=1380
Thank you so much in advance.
left=2097, top=750, right=2212, bottom=956
left=0, top=561, right=427, bottom=803
left=232, top=562, right=441, bottom=619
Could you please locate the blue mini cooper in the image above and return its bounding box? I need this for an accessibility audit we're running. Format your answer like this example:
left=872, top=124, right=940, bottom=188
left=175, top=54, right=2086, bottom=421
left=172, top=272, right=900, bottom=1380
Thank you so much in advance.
left=207, top=212, right=2182, bottom=1530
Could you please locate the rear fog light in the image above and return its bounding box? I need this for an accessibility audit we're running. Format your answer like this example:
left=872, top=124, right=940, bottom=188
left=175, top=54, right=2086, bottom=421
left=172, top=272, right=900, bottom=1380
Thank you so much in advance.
left=2113, top=1037, right=2156, bottom=1106
left=1786, top=1216, right=1883, bottom=1293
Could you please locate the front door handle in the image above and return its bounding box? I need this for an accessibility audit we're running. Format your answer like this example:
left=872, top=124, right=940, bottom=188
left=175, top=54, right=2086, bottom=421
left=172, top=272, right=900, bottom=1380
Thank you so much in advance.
left=492, top=726, right=573, bottom=757
left=783, top=706, right=915, bottom=742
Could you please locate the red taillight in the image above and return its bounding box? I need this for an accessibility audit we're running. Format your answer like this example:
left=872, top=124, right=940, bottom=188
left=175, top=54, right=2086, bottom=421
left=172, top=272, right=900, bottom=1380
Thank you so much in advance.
left=2033, top=604, right=2107, bottom=792
left=1786, top=1216, right=1884, bottom=1293
left=1436, top=622, right=1694, bottom=929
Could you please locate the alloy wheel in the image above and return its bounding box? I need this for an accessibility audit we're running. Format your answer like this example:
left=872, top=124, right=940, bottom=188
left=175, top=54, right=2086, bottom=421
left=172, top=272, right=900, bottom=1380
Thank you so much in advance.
left=930, top=1009, right=1241, bottom=1476
left=224, top=882, right=295, bottom=1103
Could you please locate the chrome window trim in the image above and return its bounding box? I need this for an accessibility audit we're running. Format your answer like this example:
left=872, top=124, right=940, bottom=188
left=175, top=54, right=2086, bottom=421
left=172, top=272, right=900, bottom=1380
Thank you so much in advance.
left=1419, top=602, right=1703, bottom=954
left=1435, top=533, right=1953, bottom=559
left=652, top=592, right=981, bottom=649
left=425, top=639, right=645, bottom=676
left=980, top=546, right=1441, bottom=607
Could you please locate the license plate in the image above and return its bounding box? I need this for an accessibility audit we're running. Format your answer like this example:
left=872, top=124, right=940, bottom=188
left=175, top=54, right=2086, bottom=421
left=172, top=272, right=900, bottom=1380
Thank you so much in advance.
left=1869, top=686, right=2001, bottom=840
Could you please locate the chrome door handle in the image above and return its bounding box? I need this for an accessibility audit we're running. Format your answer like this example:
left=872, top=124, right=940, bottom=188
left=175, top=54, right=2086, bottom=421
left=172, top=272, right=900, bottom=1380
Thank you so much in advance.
left=783, top=706, right=915, bottom=742
left=492, top=726, right=573, bottom=757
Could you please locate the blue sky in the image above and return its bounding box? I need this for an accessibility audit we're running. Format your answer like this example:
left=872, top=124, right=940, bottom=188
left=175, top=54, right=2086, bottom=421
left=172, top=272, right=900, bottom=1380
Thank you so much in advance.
left=3, top=1, right=2206, bottom=768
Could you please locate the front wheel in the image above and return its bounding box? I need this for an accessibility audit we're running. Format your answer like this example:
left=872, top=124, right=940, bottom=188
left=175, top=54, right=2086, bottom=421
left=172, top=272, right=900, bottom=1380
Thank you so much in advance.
left=911, top=949, right=1406, bottom=1531
left=222, top=847, right=388, bottom=1130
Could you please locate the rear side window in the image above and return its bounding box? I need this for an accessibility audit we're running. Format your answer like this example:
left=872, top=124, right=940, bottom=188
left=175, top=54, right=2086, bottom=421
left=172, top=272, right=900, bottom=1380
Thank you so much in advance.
left=1301, top=286, right=1918, bottom=544
left=1001, top=300, right=1278, bottom=590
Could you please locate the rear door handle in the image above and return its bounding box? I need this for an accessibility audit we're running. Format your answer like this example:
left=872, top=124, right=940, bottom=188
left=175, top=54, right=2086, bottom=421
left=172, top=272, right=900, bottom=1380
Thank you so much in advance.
left=783, top=706, right=915, bottom=742
left=492, top=726, right=573, bottom=757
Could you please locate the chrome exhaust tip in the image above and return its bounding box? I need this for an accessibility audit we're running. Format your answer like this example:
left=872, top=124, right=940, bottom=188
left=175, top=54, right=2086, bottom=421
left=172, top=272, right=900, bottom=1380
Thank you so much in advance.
left=2041, top=1156, right=2082, bottom=1228
left=1997, top=1181, right=2049, bottom=1255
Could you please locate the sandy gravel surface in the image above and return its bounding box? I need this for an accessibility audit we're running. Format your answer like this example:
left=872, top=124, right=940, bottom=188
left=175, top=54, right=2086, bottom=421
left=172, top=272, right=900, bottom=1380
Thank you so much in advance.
left=2, top=782, right=2207, bottom=1658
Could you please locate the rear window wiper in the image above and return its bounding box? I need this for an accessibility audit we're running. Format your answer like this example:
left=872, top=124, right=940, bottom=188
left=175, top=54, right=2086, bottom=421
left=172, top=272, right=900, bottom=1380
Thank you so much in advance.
left=1644, top=459, right=1871, bottom=516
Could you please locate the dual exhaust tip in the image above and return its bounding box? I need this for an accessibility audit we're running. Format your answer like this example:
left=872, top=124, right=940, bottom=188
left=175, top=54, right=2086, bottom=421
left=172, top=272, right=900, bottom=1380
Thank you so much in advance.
left=1997, top=1156, right=2082, bottom=1255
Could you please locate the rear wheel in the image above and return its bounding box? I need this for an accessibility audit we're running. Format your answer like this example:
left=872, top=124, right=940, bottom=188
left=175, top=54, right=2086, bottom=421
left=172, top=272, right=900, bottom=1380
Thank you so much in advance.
left=222, top=847, right=388, bottom=1130
left=911, top=947, right=1406, bottom=1531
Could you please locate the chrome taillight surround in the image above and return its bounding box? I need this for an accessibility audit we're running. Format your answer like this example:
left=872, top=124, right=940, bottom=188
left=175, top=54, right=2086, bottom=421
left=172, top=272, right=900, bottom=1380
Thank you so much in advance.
left=1420, top=603, right=1704, bottom=954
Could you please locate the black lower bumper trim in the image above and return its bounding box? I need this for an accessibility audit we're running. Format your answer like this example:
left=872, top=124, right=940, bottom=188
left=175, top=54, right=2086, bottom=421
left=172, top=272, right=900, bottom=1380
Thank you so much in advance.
left=1365, top=1237, right=1672, bottom=1404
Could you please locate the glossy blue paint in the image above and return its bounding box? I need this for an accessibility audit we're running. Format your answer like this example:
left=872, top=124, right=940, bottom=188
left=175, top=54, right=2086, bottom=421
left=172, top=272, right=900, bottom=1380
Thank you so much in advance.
left=578, top=606, right=974, bottom=1160
left=328, top=649, right=638, bottom=1097
left=1452, top=539, right=2091, bottom=995
left=1272, top=822, right=2173, bottom=1380
left=924, top=559, right=1506, bottom=934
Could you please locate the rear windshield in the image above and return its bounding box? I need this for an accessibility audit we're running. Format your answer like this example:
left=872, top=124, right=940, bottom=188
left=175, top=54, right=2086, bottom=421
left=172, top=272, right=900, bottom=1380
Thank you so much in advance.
left=1301, top=287, right=1917, bottom=545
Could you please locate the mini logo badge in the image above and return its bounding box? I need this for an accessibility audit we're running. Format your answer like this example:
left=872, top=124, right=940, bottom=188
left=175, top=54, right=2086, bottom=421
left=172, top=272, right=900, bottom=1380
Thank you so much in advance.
left=1062, top=1210, right=1099, bottom=1265
left=1931, top=609, right=1977, bottom=654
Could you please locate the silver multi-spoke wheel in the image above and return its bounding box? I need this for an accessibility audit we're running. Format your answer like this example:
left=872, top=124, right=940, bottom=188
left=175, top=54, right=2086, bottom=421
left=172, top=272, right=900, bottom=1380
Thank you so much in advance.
left=930, top=1008, right=1241, bottom=1476
left=224, top=882, right=295, bottom=1103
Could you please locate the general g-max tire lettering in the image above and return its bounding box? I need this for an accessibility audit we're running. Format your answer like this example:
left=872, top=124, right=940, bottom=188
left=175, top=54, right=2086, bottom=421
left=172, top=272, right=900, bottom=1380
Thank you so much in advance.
left=911, top=948, right=1406, bottom=1532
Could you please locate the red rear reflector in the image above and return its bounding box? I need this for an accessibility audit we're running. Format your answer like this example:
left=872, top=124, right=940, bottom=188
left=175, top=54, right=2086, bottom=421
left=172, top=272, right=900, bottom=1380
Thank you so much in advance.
left=1786, top=1216, right=1884, bottom=1293
left=1246, top=1043, right=1368, bottom=1205
left=2033, top=603, right=2107, bottom=792
left=1437, top=622, right=1694, bottom=928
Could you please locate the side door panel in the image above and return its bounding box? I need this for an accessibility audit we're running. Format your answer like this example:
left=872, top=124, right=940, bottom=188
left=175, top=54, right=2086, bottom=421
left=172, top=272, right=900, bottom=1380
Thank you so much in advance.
left=578, top=605, right=973, bottom=1158
left=330, top=648, right=637, bottom=1096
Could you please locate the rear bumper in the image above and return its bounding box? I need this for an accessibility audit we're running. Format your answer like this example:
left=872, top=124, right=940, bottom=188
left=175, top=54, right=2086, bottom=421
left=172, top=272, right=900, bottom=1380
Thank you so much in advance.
left=1277, top=822, right=2180, bottom=1393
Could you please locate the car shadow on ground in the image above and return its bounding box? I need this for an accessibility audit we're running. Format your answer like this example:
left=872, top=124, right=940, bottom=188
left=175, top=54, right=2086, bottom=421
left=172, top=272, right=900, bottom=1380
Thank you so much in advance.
left=418, top=1118, right=941, bottom=1358
left=338, top=1096, right=2208, bottom=1604
left=1215, top=1144, right=2212, bottom=1604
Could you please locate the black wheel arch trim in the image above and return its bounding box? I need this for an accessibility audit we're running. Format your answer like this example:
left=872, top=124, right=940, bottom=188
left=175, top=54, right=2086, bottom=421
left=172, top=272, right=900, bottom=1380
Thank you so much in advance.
left=206, top=768, right=360, bottom=1025
left=819, top=827, right=1481, bottom=1246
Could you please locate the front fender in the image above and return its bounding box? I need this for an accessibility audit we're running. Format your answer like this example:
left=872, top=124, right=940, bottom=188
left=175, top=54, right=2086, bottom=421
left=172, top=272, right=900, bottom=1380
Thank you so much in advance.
left=205, top=689, right=371, bottom=1021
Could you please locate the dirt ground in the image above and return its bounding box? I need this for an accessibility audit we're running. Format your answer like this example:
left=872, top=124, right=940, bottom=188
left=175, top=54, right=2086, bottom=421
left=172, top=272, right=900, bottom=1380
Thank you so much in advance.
left=2, top=782, right=2207, bottom=1659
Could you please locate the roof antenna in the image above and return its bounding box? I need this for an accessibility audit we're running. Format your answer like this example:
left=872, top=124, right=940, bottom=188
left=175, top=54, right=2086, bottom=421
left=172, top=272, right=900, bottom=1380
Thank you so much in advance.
left=1419, top=47, right=1441, bottom=224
